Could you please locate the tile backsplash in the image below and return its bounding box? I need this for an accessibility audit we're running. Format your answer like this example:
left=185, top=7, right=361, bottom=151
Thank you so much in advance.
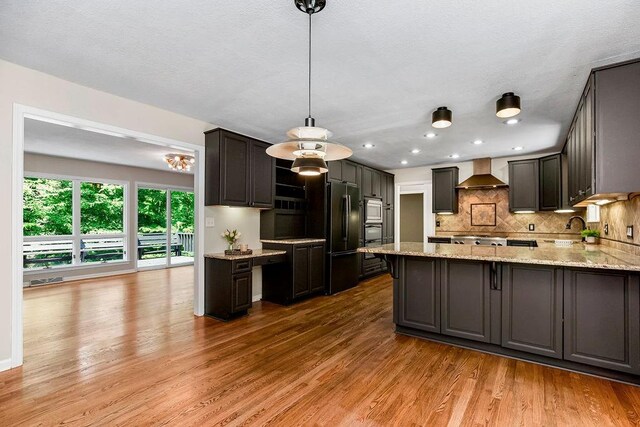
left=435, top=188, right=583, bottom=237
left=597, top=196, right=640, bottom=254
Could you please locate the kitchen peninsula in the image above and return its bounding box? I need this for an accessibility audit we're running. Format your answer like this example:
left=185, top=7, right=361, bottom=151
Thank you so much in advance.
left=359, top=242, right=640, bottom=383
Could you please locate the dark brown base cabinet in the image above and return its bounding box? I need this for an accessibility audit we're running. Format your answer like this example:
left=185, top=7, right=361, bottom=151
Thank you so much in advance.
left=390, top=255, right=640, bottom=381
left=563, top=269, right=640, bottom=374
left=205, top=258, right=254, bottom=320
left=262, top=242, right=325, bottom=305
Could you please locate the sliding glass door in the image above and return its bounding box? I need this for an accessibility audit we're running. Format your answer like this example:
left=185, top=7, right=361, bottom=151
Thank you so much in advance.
left=137, top=186, right=194, bottom=269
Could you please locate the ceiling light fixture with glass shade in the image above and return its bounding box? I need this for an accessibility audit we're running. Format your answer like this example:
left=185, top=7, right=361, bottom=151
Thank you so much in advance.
left=265, top=0, right=352, bottom=176
left=496, top=92, right=521, bottom=118
left=165, top=154, right=195, bottom=172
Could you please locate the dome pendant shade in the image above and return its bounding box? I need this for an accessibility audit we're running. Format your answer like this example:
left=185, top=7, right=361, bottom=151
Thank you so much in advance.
left=496, top=92, right=521, bottom=118
left=291, top=156, right=328, bottom=176
left=432, top=107, right=452, bottom=129
left=295, top=0, right=326, bottom=14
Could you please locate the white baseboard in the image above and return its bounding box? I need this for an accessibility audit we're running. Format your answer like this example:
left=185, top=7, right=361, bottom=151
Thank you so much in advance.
left=0, top=358, right=12, bottom=372
left=252, top=294, right=262, bottom=302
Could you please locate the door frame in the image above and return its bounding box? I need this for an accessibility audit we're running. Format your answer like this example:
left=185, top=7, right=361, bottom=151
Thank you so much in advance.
left=11, top=104, right=206, bottom=369
left=394, top=181, right=434, bottom=243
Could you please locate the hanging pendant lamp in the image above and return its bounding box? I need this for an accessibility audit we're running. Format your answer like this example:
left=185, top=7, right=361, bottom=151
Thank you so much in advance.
left=266, top=0, right=352, bottom=173
left=496, top=92, right=521, bottom=118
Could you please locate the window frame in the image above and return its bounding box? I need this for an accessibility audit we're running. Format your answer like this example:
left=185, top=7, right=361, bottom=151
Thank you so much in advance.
left=23, top=172, right=129, bottom=271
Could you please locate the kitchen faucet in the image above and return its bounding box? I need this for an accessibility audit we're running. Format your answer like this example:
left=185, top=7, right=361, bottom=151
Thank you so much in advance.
left=565, top=216, right=587, bottom=230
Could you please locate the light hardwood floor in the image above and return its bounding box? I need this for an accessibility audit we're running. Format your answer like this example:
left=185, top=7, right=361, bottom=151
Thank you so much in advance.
left=1, top=267, right=640, bottom=426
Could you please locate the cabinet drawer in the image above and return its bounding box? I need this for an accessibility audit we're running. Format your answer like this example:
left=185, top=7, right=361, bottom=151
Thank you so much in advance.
left=232, top=260, right=252, bottom=273
left=253, top=254, right=287, bottom=266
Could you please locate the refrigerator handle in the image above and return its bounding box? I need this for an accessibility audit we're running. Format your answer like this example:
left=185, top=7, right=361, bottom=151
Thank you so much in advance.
left=345, top=195, right=351, bottom=243
left=342, top=195, right=348, bottom=242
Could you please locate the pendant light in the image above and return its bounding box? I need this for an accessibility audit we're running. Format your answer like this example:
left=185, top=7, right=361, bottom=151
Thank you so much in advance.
left=266, top=0, right=352, bottom=174
left=496, top=92, right=521, bottom=118
left=432, top=107, right=452, bottom=129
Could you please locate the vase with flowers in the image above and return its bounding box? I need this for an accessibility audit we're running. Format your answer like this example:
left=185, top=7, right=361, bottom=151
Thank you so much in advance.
left=221, top=229, right=241, bottom=253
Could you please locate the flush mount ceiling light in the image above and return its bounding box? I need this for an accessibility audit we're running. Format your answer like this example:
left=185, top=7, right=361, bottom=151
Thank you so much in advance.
left=266, top=0, right=351, bottom=174
left=432, top=107, right=452, bottom=129
left=164, top=154, right=195, bottom=172
left=496, top=92, right=521, bottom=118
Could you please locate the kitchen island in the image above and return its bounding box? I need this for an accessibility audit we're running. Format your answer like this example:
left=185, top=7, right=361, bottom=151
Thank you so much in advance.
left=358, top=242, right=640, bottom=383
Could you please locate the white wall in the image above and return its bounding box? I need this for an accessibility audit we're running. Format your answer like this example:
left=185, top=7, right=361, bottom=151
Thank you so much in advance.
left=24, top=153, right=195, bottom=282
left=0, top=59, right=264, bottom=368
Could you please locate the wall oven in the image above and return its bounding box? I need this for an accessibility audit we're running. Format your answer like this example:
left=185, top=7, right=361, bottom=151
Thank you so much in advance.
left=364, top=224, right=383, bottom=260
left=365, top=198, right=383, bottom=224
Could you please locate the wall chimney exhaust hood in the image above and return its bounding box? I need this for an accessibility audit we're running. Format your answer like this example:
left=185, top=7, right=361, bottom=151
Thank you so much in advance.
left=456, top=158, right=508, bottom=189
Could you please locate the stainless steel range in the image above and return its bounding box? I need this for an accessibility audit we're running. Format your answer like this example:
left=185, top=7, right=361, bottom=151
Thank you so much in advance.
left=451, top=235, right=507, bottom=246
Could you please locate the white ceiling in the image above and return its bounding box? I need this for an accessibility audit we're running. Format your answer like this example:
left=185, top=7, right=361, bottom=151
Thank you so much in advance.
left=3, top=1, right=640, bottom=170
left=24, top=118, right=194, bottom=174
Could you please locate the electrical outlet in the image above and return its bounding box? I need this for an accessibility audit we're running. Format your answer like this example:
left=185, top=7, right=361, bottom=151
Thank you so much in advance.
left=206, top=217, right=215, bottom=228
left=436, top=220, right=441, bottom=227
left=528, top=224, right=535, bottom=231
left=627, top=225, right=634, bottom=239
left=604, top=223, right=609, bottom=235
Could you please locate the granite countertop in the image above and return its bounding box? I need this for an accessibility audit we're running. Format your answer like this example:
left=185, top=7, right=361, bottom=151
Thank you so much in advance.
left=261, top=238, right=326, bottom=245
left=204, top=249, right=287, bottom=260
left=357, top=242, right=640, bottom=272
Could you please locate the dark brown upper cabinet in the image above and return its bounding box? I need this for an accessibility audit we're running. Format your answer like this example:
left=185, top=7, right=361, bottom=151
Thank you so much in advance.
left=432, top=167, right=459, bottom=213
left=539, top=154, right=562, bottom=211
left=508, top=159, right=539, bottom=212
left=327, top=160, right=357, bottom=186
left=565, top=59, right=640, bottom=205
left=205, top=129, right=274, bottom=208
left=362, top=167, right=383, bottom=198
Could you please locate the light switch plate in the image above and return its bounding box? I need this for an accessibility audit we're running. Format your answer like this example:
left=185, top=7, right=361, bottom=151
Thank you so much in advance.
left=528, top=224, right=535, bottom=231
left=627, top=225, right=634, bottom=239
left=206, top=217, right=215, bottom=228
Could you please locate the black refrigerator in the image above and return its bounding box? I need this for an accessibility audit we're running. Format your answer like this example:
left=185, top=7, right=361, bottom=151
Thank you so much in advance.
left=326, top=182, right=361, bottom=294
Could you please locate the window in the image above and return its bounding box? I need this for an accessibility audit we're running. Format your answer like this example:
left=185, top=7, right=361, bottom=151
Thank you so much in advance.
left=23, top=176, right=128, bottom=270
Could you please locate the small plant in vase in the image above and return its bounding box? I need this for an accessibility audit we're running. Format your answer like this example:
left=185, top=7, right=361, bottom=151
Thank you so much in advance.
left=221, top=229, right=241, bottom=253
left=581, top=228, right=600, bottom=244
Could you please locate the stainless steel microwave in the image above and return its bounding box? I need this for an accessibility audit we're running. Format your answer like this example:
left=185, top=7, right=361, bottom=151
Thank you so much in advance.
left=365, top=198, right=383, bottom=224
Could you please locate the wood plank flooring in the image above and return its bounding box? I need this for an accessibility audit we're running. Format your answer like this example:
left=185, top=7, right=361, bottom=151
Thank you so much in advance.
left=1, top=267, right=640, bottom=426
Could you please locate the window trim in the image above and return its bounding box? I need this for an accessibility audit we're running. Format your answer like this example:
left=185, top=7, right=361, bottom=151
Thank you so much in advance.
left=23, top=173, right=129, bottom=270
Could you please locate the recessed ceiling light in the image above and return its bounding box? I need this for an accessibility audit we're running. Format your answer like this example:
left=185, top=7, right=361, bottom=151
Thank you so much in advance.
left=472, top=139, right=484, bottom=145
left=449, top=154, right=460, bottom=159
left=401, top=160, right=408, bottom=165
left=505, top=118, right=520, bottom=125
left=363, top=143, right=374, bottom=149
left=512, top=146, right=524, bottom=151
left=425, top=132, right=437, bottom=139
left=411, top=149, right=421, bottom=154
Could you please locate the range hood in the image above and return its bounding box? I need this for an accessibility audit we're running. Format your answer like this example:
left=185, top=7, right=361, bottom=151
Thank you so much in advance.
left=456, top=158, right=508, bottom=189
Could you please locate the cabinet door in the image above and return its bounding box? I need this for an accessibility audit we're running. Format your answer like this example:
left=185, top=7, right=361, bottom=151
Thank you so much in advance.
left=383, top=207, right=394, bottom=241
left=386, top=175, right=395, bottom=207
left=250, top=141, right=274, bottom=208
left=293, top=246, right=310, bottom=297
left=342, top=161, right=358, bottom=185
left=396, top=257, right=440, bottom=333
left=309, top=244, right=325, bottom=293
left=441, top=260, right=491, bottom=343
left=566, top=126, right=577, bottom=204
left=502, top=264, right=563, bottom=358
left=432, top=167, right=459, bottom=213
left=362, top=168, right=373, bottom=198
left=539, top=154, right=561, bottom=211
left=220, top=132, right=250, bottom=206
left=564, top=269, right=640, bottom=374
left=231, top=272, right=252, bottom=313
left=371, top=170, right=382, bottom=198
left=583, top=83, right=594, bottom=197
left=327, top=161, right=343, bottom=182
left=508, top=159, right=539, bottom=212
